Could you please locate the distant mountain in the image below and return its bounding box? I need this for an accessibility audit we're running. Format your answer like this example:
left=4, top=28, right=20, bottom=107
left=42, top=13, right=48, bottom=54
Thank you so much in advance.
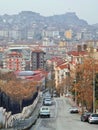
left=45, top=12, right=88, bottom=27
left=0, top=11, right=88, bottom=30
left=92, top=23, right=98, bottom=28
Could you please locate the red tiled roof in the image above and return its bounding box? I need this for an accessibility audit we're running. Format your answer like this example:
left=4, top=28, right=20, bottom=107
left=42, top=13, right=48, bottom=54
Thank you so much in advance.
left=68, top=51, right=87, bottom=56
left=26, top=74, right=43, bottom=81
left=15, top=70, right=48, bottom=81
left=34, top=69, right=48, bottom=77
left=50, top=57, right=63, bottom=62
left=49, top=57, right=65, bottom=66
left=8, top=51, right=22, bottom=56
left=58, top=64, right=68, bottom=69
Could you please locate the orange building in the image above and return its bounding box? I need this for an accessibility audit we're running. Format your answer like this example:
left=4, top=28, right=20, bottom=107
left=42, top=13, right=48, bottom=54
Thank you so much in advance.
left=3, top=51, right=25, bottom=71
left=65, top=29, right=72, bottom=39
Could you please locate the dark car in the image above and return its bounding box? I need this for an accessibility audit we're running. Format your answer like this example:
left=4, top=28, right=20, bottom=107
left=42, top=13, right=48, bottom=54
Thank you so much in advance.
left=81, top=112, right=91, bottom=122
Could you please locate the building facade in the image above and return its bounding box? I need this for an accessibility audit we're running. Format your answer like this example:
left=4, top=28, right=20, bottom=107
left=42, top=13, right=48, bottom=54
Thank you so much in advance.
left=30, top=49, right=46, bottom=70
left=3, top=51, right=26, bottom=71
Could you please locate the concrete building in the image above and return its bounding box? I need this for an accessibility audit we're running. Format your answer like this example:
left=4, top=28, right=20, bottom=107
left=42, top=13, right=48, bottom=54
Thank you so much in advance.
left=65, top=29, right=72, bottom=40
left=3, top=47, right=31, bottom=71
left=3, top=51, right=26, bottom=71
left=30, top=49, right=46, bottom=70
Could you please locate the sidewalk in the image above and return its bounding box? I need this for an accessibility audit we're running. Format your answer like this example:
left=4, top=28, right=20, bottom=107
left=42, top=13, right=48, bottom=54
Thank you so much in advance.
left=68, top=97, right=77, bottom=106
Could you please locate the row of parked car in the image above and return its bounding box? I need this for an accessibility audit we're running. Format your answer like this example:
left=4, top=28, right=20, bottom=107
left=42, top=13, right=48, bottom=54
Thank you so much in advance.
left=39, top=92, right=52, bottom=118
left=81, top=112, right=98, bottom=124
left=69, top=105, right=98, bottom=124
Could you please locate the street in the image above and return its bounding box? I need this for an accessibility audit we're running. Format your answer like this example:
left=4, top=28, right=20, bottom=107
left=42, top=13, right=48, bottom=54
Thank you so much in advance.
left=30, top=97, right=98, bottom=130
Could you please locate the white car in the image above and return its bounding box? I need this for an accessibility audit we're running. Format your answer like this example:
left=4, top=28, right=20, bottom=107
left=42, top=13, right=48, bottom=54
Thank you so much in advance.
left=43, top=98, right=52, bottom=105
left=44, top=94, right=52, bottom=99
left=39, top=106, right=50, bottom=117
left=88, top=113, right=98, bottom=124
left=69, top=107, right=79, bottom=113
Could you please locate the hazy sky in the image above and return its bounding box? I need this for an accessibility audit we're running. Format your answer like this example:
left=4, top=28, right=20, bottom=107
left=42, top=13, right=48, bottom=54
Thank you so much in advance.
left=0, top=0, right=98, bottom=24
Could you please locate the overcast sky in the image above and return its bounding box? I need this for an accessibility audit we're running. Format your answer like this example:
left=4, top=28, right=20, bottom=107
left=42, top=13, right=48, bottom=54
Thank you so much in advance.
left=0, top=0, right=98, bottom=24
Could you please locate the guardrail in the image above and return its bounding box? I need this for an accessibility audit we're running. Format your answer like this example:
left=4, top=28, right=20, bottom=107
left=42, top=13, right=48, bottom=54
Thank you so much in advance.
left=0, top=91, right=43, bottom=130
left=7, top=93, right=41, bottom=129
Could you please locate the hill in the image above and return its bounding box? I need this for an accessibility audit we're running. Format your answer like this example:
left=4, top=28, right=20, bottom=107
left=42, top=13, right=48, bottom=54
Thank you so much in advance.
left=0, top=11, right=88, bottom=30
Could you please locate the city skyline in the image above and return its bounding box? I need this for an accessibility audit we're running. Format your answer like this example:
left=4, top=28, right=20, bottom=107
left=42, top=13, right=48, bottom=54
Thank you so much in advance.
left=0, top=0, right=98, bottom=25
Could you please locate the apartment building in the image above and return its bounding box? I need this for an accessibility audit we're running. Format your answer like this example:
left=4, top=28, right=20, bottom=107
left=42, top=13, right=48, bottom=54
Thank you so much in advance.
left=3, top=51, right=26, bottom=71
left=30, top=49, right=46, bottom=70
left=65, top=29, right=72, bottom=40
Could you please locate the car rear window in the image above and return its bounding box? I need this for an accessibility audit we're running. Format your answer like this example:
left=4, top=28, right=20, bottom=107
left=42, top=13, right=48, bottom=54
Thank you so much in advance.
left=85, top=113, right=91, bottom=115
left=42, top=108, right=48, bottom=110
left=92, top=114, right=98, bottom=117
left=45, top=99, right=51, bottom=101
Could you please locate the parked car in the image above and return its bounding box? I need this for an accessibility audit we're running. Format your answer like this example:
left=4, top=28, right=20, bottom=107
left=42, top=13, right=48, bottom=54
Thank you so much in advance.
left=43, top=93, right=52, bottom=100
left=65, top=93, right=71, bottom=97
left=39, top=106, right=50, bottom=118
left=43, top=98, right=52, bottom=106
left=69, top=107, right=79, bottom=113
left=88, top=113, right=98, bottom=124
left=81, top=112, right=92, bottom=122
left=53, top=93, right=57, bottom=97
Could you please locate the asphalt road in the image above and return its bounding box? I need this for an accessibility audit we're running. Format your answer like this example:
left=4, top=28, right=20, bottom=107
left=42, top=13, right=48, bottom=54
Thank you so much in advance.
left=30, top=97, right=98, bottom=130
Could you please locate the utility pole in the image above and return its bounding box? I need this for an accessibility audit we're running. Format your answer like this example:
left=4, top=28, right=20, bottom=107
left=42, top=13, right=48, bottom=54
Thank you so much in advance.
left=91, top=48, right=95, bottom=113
left=74, top=79, right=77, bottom=105
left=93, top=61, right=95, bottom=113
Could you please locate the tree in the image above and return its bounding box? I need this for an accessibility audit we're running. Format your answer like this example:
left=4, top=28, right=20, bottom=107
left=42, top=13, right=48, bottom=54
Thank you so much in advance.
left=0, top=71, right=39, bottom=112
left=71, top=56, right=98, bottom=112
